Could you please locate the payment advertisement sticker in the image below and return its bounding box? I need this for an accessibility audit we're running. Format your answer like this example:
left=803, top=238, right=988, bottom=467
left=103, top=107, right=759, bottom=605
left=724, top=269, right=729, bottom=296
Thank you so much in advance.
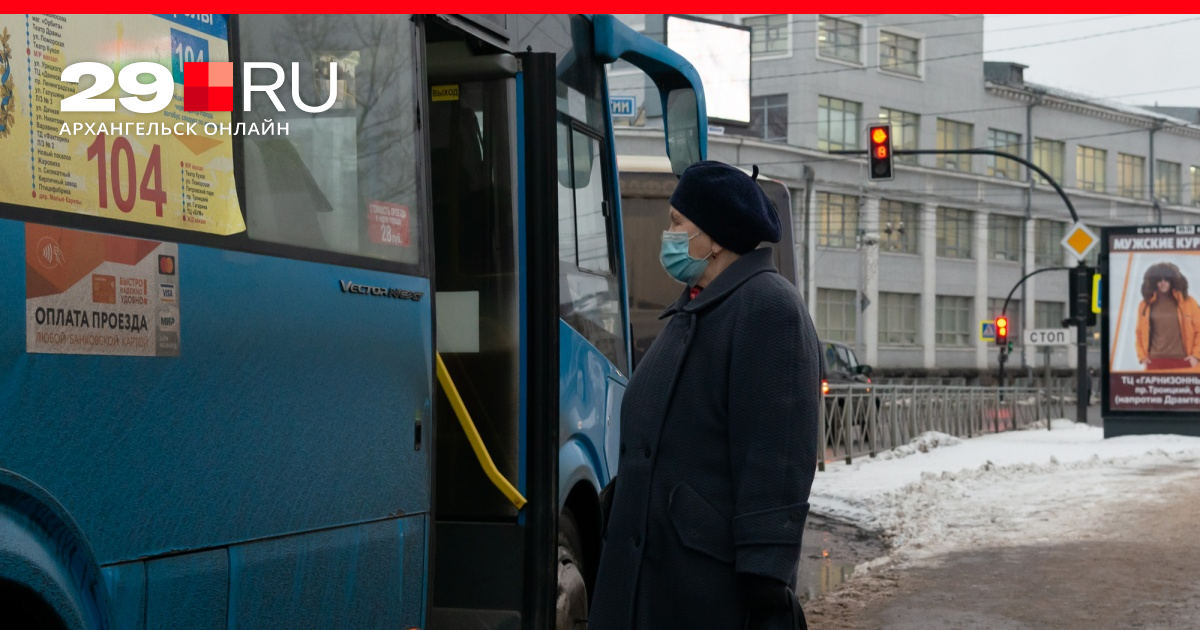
left=26, top=224, right=180, bottom=357
left=0, top=14, right=245, bottom=235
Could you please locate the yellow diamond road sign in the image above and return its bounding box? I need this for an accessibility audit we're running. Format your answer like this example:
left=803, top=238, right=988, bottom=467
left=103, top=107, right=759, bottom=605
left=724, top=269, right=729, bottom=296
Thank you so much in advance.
left=1061, top=222, right=1098, bottom=261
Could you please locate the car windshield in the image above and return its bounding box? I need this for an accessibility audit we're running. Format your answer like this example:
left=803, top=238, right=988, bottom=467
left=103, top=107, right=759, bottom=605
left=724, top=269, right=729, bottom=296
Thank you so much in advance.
left=837, top=346, right=859, bottom=370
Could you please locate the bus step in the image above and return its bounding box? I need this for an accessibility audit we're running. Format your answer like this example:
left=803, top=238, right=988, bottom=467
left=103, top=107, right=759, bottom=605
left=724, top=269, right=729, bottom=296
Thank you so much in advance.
left=428, top=607, right=521, bottom=630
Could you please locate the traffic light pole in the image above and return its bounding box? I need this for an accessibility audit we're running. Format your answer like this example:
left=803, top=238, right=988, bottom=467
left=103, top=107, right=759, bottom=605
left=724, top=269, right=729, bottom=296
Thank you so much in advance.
left=832, top=147, right=1087, bottom=416
left=997, top=266, right=1071, bottom=395
left=1073, top=264, right=1092, bottom=424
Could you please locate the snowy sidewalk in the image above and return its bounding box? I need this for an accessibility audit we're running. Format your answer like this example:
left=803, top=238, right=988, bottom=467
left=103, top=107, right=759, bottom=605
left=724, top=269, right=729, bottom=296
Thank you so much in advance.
left=806, top=421, right=1200, bottom=628
left=810, top=420, right=1200, bottom=556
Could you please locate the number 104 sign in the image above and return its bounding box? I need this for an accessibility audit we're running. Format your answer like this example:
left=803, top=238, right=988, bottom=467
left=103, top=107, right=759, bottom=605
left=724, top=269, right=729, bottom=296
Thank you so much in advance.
left=0, top=14, right=245, bottom=236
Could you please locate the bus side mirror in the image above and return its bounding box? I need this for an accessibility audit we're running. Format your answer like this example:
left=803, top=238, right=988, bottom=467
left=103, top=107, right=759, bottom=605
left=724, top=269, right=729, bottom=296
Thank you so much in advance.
left=664, top=88, right=701, bottom=176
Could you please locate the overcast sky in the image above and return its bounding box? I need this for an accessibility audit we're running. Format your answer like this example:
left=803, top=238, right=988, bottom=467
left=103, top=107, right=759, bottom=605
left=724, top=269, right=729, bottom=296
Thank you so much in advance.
left=983, top=14, right=1200, bottom=108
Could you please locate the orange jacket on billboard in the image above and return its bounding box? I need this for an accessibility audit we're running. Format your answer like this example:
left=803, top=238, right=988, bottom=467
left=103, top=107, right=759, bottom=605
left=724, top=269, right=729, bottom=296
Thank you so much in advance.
left=1135, top=289, right=1200, bottom=364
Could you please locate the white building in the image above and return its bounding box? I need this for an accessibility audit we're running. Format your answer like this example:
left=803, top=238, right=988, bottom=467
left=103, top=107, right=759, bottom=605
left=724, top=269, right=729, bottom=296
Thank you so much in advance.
left=610, top=14, right=1200, bottom=380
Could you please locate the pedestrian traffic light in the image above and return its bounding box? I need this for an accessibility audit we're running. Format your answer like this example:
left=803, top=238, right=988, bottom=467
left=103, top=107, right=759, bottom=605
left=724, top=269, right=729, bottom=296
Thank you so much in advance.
left=868, top=124, right=894, bottom=181
left=995, top=316, right=1009, bottom=347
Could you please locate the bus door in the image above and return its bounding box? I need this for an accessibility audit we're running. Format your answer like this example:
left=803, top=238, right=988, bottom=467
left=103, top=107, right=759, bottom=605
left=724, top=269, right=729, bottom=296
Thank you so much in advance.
left=424, top=18, right=559, bottom=629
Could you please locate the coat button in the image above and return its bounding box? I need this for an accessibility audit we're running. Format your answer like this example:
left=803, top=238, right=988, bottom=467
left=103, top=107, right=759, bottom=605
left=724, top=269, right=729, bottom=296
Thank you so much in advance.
left=619, top=443, right=626, bottom=456
left=643, top=446, right=651, bottom=458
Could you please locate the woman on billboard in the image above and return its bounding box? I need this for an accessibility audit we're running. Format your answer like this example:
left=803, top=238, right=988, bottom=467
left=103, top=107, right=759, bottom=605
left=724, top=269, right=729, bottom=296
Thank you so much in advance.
left=1135, top=262, right=1200, bottom=370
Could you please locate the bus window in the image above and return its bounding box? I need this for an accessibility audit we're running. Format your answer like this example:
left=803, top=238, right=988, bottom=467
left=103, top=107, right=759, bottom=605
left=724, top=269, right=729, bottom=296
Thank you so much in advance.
left=558, top=123, right=627, bottom=371
left=238, top=15, right=423, bottom=269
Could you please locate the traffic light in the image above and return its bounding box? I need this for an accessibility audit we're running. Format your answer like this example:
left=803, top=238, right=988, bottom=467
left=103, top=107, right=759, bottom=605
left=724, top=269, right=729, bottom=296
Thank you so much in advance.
left=868, top=124, right=894, bottom=181
left=995, top=316, right=1009, bottom=347
left=1069, top=265, right=1098, bottom=326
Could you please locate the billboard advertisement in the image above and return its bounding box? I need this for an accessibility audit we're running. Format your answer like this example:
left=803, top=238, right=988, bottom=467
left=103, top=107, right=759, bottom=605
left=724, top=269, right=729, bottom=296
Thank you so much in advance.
left=1105, top=225, right=1200, bottom=413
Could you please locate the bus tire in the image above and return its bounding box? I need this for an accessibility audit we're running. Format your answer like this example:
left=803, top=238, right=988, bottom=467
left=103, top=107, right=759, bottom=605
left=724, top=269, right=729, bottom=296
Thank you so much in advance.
left=0, top=471, right=111, bottom=630
left=556, top=508, right=588, bottom=630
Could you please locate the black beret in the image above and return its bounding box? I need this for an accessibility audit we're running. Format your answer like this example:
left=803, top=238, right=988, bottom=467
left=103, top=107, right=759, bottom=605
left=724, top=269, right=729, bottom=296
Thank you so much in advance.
left=669, top=160, right=782, bottom=255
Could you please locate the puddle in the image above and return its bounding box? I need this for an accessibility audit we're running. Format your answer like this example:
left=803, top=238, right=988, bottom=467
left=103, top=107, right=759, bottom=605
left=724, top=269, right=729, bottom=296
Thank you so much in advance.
left=796, top=514, right=886, bottom=602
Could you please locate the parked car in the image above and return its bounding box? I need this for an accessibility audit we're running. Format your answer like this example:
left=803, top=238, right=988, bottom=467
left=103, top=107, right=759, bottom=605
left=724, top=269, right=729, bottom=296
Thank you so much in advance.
left=820, top=340, right=877, bottom=446
left=820, top=340, right=873, bottom=393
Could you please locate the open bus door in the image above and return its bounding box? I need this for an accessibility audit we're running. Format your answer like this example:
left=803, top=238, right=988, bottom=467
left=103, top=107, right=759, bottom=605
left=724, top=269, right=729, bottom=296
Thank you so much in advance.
left=424, top=15, right=706, bottom=629
left=423, top=18, right=559, bottom=627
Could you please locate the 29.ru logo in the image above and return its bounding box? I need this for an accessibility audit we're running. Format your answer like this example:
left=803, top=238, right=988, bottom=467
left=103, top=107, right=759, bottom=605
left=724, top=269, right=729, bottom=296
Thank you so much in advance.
left=60, top=61, right=340, bottom=113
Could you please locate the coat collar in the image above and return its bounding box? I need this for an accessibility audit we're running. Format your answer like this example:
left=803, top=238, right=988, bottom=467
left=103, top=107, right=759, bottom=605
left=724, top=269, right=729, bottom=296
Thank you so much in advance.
left=658, top=248, right=777, bottom=319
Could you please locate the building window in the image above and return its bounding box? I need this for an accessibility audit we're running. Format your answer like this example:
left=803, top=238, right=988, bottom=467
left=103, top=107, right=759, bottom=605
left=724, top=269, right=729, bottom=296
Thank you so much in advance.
left=879, top=31, right=920, bottom=76
left=880, top=199, right=919, bottom=254
left=1192, top=166, right=1200, bottom=207
left=1076, top=145, right=1106, bottom=193
left=1156, top=160, right=1182, bottom=205
left=937, top=118, right=973, bottom=171
left=1035, top=301, right=1065, bottom=329
left=1035, top=219, right=1064, bottom=266
left=988, top=214, right=1021, bottom=262
left=987, top=129, right=1022, bottom=179
left=879, top=108, right=918, bottom=165
left=818, top=96, right=861, bottom=151
left=988, top=298, right=1020, bottom=340
left=1117, top=153, right=1145, bottom=199
left=816, top=288, right=857, bottom=343
left=817, top=192, right=859, bottom=248
left=743, top=14, right=790, bottom=58
left=817, top=16, right=861, bottom=64
left=742, top=94, right=788, bottom=142
left=935, top=296, right=973, bottom=346
left=1033, top=138, right=1065, bottom=186
left=936, top=207, right=973, bottom=259
left=879, top=292, right=919, bottom=345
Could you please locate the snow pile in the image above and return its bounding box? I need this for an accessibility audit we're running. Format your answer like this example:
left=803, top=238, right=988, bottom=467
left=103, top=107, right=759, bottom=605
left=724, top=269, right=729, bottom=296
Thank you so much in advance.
left=873, top=431, right=961, bottom=461
left=811, top=423, right=1200, bottom=562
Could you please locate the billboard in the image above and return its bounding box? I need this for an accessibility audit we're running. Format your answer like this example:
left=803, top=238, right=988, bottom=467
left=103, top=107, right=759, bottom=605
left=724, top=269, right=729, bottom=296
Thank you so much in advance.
left=1104, top=225, right=1200, bottom=413
left=665, top=15, right=750, bottom=125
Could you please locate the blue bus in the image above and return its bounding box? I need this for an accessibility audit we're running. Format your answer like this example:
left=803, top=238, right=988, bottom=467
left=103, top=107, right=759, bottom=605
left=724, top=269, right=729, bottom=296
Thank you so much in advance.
left=0, top=14, right=705, bottom=629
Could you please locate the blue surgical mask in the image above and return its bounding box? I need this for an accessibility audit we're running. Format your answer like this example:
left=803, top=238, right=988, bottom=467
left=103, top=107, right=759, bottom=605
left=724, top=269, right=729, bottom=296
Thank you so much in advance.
left=660, top=230, right=711, bottom=286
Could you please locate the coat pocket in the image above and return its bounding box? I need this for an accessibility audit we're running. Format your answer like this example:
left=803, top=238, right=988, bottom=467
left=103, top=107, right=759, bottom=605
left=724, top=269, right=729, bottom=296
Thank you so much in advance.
left=668, top=482, right=735, bottom=564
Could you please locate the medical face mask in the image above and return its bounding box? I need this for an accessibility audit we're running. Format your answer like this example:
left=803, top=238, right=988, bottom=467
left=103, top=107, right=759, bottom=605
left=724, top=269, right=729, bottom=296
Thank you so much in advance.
left=660, top=230, right=711, bottom=286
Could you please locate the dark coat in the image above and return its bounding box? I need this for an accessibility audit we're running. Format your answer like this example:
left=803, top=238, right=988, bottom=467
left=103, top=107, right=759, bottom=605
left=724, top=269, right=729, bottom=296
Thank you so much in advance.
left=589, top=249, right=821, bottom=630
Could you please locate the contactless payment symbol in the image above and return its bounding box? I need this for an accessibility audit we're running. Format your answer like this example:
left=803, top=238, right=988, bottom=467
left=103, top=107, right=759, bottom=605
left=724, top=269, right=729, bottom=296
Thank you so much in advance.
left=183, top=62, right=233, bottom=112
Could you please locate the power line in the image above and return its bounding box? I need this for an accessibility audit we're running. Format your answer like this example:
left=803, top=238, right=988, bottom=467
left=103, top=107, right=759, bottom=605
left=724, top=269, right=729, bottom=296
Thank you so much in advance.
left=785, top=14, right=1126, bottom=55
left=739, top=16, right=1200, bottom=80
left=759, top=83, right=1200, bottom=132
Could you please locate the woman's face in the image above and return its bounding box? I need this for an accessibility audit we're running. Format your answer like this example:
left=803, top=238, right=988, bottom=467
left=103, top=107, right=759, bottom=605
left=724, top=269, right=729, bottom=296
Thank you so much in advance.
left=667, top=206, right=714, bottom=260
left=1157, top=278, right=1172, bottom=294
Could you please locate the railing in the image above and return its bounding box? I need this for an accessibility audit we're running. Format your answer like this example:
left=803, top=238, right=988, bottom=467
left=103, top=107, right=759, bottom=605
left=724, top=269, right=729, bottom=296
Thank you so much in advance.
left=818, top=384, right=1071, bottom=471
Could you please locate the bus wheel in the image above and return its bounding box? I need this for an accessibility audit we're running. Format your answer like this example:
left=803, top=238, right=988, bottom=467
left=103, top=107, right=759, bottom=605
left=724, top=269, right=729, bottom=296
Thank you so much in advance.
left=556, top=508, right=588, bottom=630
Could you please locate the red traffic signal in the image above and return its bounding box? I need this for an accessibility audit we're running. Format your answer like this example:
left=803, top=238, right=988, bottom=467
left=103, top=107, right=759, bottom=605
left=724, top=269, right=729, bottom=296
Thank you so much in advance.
left=995, top=316, right=1009, bottom=346
left=868, top=124, right=893, bottom=181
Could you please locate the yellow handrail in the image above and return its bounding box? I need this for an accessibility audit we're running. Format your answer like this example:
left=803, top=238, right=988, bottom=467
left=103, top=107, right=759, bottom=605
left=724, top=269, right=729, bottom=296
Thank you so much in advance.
left=434, top=353, right=528, bottom=510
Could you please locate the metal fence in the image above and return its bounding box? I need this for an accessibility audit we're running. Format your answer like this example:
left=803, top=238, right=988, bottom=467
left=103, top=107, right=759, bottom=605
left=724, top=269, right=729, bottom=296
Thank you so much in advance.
left=818, top=384, right=1072, bottom=471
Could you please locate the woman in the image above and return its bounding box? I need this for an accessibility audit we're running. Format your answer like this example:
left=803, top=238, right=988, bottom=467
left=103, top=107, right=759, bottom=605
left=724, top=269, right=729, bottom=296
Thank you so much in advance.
left=589, top=161, right=821, bottom=630
left=1135, top=262, right=1200, bottom=370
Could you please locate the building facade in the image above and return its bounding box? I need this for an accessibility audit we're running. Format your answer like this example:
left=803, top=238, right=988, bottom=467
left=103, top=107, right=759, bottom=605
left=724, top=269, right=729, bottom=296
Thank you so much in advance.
left=610, top=14, right=1200, bottom=378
